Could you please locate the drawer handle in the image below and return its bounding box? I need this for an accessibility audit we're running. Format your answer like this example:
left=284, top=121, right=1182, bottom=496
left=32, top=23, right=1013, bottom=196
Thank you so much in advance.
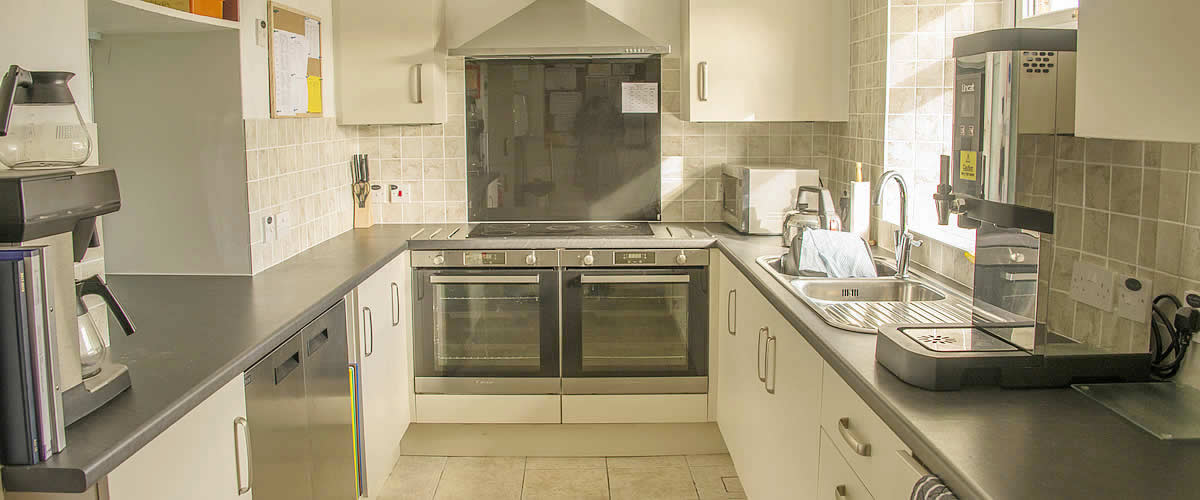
left=727, top=289, right=736, bottom=335
left=834, top=485, right=848, bottom=500
left=757, top=326, right=768, bottom=382
left=838, top=417, right=871, bottom=457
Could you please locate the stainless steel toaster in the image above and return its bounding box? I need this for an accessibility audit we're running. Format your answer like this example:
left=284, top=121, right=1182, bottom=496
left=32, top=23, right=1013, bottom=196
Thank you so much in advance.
left=721, top=164, right=821, bottom=234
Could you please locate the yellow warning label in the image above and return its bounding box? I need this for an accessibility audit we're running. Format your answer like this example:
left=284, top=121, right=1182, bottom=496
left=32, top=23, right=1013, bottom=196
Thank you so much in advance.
left=960, top=151, right=978, bottom=181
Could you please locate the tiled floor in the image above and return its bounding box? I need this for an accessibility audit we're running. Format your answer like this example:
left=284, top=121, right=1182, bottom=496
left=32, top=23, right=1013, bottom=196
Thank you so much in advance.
left=376, top=454, right=746, bottom=500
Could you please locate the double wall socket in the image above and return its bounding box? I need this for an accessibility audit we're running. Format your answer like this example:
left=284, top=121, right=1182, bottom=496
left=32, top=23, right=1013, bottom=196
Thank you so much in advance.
left=1071, top=261, right=1114, bottom=312
left=1116, top=274, right=1152, bottom=324
left=261, top=211, right=291, bottom=242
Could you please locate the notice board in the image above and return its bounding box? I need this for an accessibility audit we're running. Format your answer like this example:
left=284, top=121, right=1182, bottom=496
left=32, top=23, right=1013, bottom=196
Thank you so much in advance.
left=269, top=2, right=323, bottom=118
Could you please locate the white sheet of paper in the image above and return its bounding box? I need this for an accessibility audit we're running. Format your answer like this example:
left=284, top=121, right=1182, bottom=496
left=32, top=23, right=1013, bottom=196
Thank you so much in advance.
left=621, top=82, right=658, bottom=113
left=304, top=18, right=321, bottom=59
left=272, top=30, right=291, bottom=115
left=549, top=92, right=583, bottom=115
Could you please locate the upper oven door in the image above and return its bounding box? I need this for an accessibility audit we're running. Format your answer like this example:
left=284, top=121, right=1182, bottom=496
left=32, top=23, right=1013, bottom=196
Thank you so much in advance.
left=413, top=268, right=560, bottom=379
left=561, top=268, right=708, bottom=391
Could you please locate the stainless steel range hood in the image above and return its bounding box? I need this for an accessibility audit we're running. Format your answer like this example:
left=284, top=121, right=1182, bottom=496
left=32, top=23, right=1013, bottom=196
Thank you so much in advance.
left=450, top=0, right=670, bottom=58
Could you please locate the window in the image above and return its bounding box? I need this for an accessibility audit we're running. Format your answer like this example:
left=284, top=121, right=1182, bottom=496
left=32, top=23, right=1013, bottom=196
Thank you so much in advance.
left=1023, top=0, right=1078, bottom=18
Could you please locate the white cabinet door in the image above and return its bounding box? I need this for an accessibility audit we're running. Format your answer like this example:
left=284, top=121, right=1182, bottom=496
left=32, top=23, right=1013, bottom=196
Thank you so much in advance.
left=681, top=0, right=848, bottom=122
left=333, top=0, right=447, bottom=125
left=818, top=429, right=876, bottom=500
left=1076, top=0, right=1200, bottom=143
left=715, top=255, right=744, bottom=453
left=759, top=308, right=823, bottom=499
left=355, top=253, right=410, bottom=497
left=107, top=376, right=251, bottom=500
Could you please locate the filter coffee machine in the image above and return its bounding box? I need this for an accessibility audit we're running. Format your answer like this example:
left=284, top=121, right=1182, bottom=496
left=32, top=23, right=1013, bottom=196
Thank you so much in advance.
left=0, top=166, right=134, bottom=462
left=875, top=28, right=1151, bottom=390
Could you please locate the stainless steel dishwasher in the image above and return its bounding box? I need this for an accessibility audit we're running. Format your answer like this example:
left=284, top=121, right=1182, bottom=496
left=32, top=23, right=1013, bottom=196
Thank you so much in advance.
left=245, top=300, right=355, bottom=500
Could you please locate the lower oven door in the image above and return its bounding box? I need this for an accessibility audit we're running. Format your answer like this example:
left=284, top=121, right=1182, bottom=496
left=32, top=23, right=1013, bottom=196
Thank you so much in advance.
left=561, top=268, right=708, bottom=394
left=413, top=268, right=560, bottom=394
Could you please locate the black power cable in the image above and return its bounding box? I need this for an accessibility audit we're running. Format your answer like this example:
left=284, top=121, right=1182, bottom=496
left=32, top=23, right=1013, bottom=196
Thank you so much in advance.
left=1150, top=294, right=1200, bottom=379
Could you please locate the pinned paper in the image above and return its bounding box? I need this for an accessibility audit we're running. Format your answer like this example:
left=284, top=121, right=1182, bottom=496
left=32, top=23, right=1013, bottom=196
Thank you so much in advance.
left=621, top=82, right=658, bottom=113
left=307, top=76, right=323, bottom=113
left=304, top=18, right=321, bottom=58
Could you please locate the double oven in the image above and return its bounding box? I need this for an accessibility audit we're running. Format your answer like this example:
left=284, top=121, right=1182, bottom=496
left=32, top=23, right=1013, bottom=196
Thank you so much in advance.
left=412, top=249, right=709, bottom=395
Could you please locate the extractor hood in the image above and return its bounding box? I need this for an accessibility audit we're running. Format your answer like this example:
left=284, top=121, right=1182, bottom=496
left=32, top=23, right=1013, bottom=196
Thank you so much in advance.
left=450, top=0, right=670, bottom=57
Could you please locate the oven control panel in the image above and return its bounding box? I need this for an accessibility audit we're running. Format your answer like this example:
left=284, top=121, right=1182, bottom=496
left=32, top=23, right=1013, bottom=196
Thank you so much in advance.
left=614, top=251, right=655, bottom=265
left=562, top=249, right=709, bottom=267
left=413, top=250, right=559, bottom=267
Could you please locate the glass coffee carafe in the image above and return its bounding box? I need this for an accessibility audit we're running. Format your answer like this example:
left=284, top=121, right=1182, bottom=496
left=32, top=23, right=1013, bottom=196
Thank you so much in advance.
left=0, top=65, right=91, bottom=169
left=76, top=275, right=136, bottom=379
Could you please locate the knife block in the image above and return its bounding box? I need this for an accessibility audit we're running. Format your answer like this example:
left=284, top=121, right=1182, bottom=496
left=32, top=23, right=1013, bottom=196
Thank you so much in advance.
left=353, top=193, right=373, bottom=228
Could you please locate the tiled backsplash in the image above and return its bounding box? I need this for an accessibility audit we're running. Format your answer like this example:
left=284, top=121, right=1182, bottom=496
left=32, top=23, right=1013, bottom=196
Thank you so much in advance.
left=244, top=117, right=356, bottom=274
left=1043, top=137, right=1200, bottom=352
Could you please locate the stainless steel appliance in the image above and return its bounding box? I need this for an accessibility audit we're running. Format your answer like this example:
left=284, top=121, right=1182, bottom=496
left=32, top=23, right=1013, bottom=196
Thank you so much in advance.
left=468, top=222, right=654, bottom=238
left=245, top=300, right=355, bottom=500
left=412, top=248, right=710, bottom=396
left=561, top=249, right=709, bottom=394
left=877, top=28, right=1150, bottom=390
left=722, top=164, right=820, bottom=235
left=780, top=185, right=842, bottom=247
left=412, top=250, right=562, bottom=395
left=0, top=166, right=127, bottom=465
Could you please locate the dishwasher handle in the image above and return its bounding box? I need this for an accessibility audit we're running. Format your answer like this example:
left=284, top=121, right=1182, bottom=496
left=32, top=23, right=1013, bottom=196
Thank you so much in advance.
left=274, top=352, right=301, bottom=385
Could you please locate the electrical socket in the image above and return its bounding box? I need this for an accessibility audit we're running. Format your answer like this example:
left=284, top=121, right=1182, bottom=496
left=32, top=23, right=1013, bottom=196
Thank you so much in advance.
left=388, top=184, right=403, bottom=203
left=1116, top=275, right=1152, bottom=324
left=1070, top=261, right=1114, bottom=312
left=276, top=211, right=291, bottom=240
left=262, top=214, right=277, bottom=242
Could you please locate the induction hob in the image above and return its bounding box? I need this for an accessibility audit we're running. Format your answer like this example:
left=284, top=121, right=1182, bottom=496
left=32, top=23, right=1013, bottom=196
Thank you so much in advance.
left=467, top=222, right=654, bottom=238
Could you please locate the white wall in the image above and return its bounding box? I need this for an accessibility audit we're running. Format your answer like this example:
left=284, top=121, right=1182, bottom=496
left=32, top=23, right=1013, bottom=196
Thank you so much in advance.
left=0, top=0, right=93, bottom=120
left=239, top=0, right=337, bottom=118
left=445, top=0, right=681, bottom=50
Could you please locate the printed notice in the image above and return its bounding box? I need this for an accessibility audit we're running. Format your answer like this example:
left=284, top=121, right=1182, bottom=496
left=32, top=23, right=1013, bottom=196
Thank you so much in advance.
left=960, top=151, right=978, bottom=181
left=304, top=18, right=321, bottom=58
left=272, top=29, right=309, bottom=116
left=621, top=82, right=658, bottom=113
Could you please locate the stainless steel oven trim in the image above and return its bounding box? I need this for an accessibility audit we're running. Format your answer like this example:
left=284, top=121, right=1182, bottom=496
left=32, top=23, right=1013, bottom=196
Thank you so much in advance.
left=562, top=377, right=708, bottom=395
left=430, top=275, right=540, bottom=284
left=579, top=274, right=690, bottom=284
left=415, top=377, right=562, bottom=395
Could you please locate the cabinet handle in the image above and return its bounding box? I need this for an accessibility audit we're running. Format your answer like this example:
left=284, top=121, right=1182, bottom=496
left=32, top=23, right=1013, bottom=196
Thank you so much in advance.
left=415, top=64, right=424, bottom=104
left=391, top=282, right=400, bottom=326
left=233, top=416, right=253, bottom=495
left=837, top=417, right=872, bottom=457
left=765, top=334, right=777, bottom=394
left=363, top=307, right=374, bottom=357
left=727, top=289, right=736, bottom=335
left=834, top=485, right=848, bottom=500
left=698, top=61, right=709, bottom=101
left=757, top=326, right=768, bottom=382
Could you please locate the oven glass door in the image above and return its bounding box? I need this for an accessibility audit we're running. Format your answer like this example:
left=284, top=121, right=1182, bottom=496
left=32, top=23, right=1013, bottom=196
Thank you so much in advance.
left=562, top=268, right=708, bottom=388
left=414, top=269, right=559, bottom=383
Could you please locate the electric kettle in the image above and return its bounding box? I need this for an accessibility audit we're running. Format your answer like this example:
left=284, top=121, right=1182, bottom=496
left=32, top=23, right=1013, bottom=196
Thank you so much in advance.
left=0, top=65, right=91, bottom=169
left=76, top=275, right=136, bottom=379
left=781, top=186, right=842, bottom=247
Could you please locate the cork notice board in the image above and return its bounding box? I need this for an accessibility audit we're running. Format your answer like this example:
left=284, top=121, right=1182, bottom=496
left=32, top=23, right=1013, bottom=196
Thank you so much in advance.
left=268, top=2, right=322, bottom=118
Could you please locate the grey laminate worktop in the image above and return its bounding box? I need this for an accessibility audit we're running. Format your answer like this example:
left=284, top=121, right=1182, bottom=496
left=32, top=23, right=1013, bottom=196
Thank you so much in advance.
left=4, top=222, right=1197, bottom=499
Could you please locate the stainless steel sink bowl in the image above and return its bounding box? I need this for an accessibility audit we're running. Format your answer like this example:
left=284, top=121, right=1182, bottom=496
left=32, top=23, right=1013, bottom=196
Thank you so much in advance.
left=755, top=255, right=973, bottom=334
left=794, top=279, right=945, bottom=303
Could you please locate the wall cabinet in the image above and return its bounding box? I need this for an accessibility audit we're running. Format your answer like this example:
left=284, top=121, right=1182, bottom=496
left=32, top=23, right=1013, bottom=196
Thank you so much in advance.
left=106, top=375, right=251, bottom=500
left=680, top=0, right=848, bottom=122
left=1075, top=0, right=1200, bottom=143
left=353, top=252, right=412, bottom=497
left=333, top=0, right=447, bottom=125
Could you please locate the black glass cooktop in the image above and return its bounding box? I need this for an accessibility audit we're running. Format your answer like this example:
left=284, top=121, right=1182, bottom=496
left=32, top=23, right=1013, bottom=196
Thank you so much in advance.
left=467, top=222, right=654, bottom=238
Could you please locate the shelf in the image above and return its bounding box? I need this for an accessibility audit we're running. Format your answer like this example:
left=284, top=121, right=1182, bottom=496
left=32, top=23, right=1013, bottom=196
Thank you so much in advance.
left=88, top=0, right=240, bottom=35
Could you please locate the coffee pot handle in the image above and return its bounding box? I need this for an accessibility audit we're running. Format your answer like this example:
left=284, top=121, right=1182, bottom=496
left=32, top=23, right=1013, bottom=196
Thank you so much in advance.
left=77, top=275, right=137, bottom=336
left=0, top=65, right=33, bottom=137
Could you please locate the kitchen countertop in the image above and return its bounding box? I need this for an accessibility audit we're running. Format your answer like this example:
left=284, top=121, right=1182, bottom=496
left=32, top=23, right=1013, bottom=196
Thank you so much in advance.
left=4, top=222, right=1198, bottom=499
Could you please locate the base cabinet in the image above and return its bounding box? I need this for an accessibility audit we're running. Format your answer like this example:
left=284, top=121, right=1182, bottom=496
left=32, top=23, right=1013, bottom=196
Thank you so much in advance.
left=107, top=375, right=251, bottom=500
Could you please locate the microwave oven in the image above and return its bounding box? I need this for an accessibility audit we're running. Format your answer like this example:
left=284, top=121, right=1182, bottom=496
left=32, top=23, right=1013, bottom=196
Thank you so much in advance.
left=721, top=164, right=821, bottom=235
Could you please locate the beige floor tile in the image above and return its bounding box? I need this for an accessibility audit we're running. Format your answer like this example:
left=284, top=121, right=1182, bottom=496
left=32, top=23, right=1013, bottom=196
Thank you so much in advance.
left=526, top=457, right=608, bottom=470
left=379, top=456, right=447, bottom=500
left=434, top=456, right=526, bottom=500
left=685, top=454, right=734, bottom=467
left=690, top=465, right=745, bottom=500
left=608, top=466, right=699, bottom=500
left=606, top=455, right=688, bottom=469
left=521, top=468, right=609, bottom=500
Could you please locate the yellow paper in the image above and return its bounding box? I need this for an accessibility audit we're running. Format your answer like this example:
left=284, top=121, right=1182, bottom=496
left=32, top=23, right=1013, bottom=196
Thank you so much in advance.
left=959, top=151, right=977, bottom=181
left=307, top=76, right=322, bottom=114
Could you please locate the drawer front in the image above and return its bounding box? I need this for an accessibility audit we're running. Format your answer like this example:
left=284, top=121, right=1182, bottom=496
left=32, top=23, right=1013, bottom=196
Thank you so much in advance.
left=818, top=429, right=875, bottom=500
left=820, top=363, right=913, bottom=498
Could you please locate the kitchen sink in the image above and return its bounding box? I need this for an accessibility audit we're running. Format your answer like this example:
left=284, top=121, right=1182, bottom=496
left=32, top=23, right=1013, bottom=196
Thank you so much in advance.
left=793, top=279, right=945, bottom=303
left=755, top=255, right=974, bottom=334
